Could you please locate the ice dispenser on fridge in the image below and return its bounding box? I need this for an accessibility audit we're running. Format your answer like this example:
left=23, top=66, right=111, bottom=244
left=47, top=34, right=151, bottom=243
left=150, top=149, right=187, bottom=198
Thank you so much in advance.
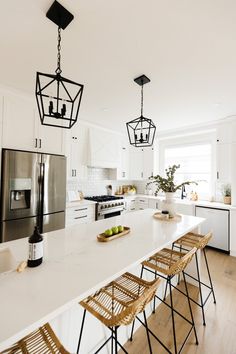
left=10, top=178, right=31, bottom=210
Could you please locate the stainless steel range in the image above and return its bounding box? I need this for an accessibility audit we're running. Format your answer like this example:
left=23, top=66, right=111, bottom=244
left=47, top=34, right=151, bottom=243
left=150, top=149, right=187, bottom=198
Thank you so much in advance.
left=84, top=195, right=124, bottom=220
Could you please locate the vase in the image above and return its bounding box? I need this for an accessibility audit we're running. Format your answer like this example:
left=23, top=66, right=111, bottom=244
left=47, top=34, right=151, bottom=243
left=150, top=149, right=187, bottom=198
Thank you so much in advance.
left=224, top=196, right=231, bottom=205
left=162, top=192, right=176, bottom=217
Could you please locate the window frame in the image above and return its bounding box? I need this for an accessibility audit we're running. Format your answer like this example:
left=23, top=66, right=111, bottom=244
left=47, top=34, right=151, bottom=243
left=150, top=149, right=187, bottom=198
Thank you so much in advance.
left=159, top=131, right=216, bottom=200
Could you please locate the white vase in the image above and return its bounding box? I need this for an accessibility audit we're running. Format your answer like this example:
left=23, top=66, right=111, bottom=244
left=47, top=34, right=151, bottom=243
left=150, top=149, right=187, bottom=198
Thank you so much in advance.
left=162, top=192, right=176, bottom=217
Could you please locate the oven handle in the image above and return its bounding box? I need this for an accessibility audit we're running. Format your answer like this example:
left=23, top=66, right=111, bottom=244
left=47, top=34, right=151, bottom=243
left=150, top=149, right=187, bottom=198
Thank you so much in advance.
left=98, top=207, right=124, bottom=216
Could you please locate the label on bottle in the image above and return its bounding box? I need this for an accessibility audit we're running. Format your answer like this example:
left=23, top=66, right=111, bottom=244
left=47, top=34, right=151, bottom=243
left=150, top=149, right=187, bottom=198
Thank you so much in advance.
left=28, top=241, right=43, bottom=261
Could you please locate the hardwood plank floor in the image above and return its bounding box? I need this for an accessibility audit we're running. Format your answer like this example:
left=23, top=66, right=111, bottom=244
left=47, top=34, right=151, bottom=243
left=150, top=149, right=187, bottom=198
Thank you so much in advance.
left=121, top=248, right=236, bottom=354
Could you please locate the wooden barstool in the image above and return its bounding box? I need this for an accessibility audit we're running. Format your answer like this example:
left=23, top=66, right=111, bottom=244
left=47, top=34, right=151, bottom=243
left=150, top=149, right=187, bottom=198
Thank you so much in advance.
left=173, top=232, right=216, bottom=326
left=134, top=247, right=198, bottom=354
left=0, top=323, right=69, bottom=354
left=77, top=272, right=171, bottom=354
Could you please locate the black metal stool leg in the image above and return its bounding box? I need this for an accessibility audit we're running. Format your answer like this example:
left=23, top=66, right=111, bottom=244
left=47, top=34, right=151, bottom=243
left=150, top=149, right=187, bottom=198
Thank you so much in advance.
left=168, top=276, right=178, bottom=354
left=163, top=279, right=168, bottom=301
left=182, top=271, right=198, bottom=345
left=203, top=248, right=216, bottom=304
left=195, top=251, right=206, bottom=326
left=111, top=326, right=114, bottom=354
left=143, top=310, right=153, bottom=354
left=114, top=327, right=118, bottom=354
left=76, top=309, right=87, bottom=354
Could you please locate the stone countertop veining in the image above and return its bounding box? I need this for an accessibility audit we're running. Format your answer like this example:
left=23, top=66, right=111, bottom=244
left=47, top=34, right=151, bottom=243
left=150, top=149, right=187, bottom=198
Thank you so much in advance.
left=0, top=210, right=204, bottom=351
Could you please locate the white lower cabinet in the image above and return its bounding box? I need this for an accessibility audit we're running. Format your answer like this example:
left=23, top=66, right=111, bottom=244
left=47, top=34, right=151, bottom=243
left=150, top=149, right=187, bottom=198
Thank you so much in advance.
left=66, top=204, right=95, bottom=227
left=135, top=197, right=149, bottom=210
left=123, top=197, right=136, bottom=213
left=148, top=198, right=159, bottom=209
left=175, top=203, right=195, bottom=216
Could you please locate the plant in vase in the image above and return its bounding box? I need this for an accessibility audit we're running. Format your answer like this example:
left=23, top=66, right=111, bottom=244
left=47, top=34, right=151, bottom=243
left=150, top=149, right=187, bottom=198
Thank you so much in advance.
left=147, top=164, right=198, bottom=217
left=222, top=184, right=231, bottom=205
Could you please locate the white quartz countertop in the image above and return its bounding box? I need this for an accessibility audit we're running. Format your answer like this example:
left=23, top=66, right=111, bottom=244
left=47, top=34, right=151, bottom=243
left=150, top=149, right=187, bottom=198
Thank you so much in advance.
left=0, top=210, right=204, bottom=351
left=124, top=194, right=232, bottom=210
left=66, top=199, right=97, bottom=208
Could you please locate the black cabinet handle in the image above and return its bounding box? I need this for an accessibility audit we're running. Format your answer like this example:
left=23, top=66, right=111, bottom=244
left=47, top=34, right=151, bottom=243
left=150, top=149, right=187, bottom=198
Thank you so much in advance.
left=74, top=215, right=87, bottom=219
left=35, top=138, right=37, bottom=148
left=39, top=139, right=42, bottom=149
left=74, top=208, right=88, bottom=212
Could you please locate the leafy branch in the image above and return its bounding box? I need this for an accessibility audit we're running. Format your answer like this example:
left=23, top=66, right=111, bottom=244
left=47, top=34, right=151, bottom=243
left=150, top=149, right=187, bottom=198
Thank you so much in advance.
left=147, top=164, right=198, bottom=196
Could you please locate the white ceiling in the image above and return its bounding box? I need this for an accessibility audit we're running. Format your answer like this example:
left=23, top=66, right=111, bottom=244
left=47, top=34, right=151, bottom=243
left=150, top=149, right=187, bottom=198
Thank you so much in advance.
left=1, top=0, right=236, bottom=133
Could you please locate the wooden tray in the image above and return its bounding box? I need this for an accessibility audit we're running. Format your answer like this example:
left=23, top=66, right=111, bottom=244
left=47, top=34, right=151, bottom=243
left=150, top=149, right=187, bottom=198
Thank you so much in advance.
left=153, top=212, right=182, bottom=222
left=97, top=227, right=130, bottom=242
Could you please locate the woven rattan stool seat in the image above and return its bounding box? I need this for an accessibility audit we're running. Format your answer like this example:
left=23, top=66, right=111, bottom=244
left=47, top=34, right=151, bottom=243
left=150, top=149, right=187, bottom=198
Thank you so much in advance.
left=175, top=232, right=212, bottom=250
left=1, top=323, right=69, bottom=354
left=80, top=272, right=161, bottom=327
left=142, top=247, right=197, bottom=276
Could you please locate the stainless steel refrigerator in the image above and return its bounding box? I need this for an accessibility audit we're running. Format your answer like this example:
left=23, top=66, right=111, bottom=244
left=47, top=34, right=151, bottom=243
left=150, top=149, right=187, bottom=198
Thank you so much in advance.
left=0, top=149, right=66, bottom=243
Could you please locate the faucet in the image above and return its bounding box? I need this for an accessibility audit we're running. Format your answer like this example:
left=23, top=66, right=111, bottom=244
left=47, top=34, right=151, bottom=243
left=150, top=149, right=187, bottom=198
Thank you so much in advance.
left=181, top=185, right=186, bottom=199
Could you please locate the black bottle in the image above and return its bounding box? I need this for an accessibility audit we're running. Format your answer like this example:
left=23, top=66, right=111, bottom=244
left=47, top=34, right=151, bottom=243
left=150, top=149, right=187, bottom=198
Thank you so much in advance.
left=27, top=226, right=43, bottom=268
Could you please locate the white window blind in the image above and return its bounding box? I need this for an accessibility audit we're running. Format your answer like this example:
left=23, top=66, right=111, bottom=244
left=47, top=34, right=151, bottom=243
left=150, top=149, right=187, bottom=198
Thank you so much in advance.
left=164, top=143, right=212, bottom=199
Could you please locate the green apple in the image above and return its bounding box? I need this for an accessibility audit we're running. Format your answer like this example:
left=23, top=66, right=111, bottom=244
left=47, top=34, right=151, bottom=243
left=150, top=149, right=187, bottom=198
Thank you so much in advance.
left=104, top=229, right=113, bottom=237
left=111, top=226, right=119, bottom=234
left=118, top=225, right=124, bottom=233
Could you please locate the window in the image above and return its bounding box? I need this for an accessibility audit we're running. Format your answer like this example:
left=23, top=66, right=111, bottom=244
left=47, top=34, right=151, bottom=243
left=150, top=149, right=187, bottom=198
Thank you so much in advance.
left=164, top=143, right=212, bottom=199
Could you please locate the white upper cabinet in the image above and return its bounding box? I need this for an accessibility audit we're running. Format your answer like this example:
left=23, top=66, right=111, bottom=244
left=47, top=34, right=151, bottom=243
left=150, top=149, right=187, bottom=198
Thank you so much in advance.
left=2, top=93, right=36, bottom=151
left=129, top=148, right=144, bottom=180
left=88, top=127, right=120, bottom=168
left=65, top=122, right=89, bottom=179
left=36, top=118, right=65, bottom=155
left=1, top=90, right=65, bottom=155
left=129, top=146, right=157, bottom=180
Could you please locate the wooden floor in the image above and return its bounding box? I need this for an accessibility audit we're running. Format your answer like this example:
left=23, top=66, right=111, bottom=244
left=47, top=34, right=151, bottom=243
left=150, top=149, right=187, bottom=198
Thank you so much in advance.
left=121, top=248, right=236, bottom=354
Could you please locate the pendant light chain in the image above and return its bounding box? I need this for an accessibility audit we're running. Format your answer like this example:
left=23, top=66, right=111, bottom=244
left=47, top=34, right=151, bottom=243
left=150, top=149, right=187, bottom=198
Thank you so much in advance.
left=56, top=27, right=62, bottom=74
left=141, top=82, right=144, bottom=116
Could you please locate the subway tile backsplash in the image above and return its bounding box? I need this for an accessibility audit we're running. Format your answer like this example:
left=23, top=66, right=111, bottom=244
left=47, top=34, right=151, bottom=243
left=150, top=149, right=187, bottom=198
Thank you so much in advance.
left=67, top=167, right=147, bottom=197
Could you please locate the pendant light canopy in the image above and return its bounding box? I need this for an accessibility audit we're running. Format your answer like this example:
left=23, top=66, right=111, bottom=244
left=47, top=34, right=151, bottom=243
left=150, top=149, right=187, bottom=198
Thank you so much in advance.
left=126, top=75, right=156, bottom=147
left=35, top=1, right=84, bottom=129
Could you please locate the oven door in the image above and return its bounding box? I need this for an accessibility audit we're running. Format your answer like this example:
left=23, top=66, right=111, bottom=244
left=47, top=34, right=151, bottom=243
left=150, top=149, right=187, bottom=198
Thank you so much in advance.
left=97, top=210, right=122, bottom=220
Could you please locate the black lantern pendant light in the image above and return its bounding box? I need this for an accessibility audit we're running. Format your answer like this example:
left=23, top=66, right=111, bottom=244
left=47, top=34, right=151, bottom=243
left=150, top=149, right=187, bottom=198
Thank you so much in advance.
left=126, top=75, right=156, bottom=147
left=35, top=1, right=84, bottom=129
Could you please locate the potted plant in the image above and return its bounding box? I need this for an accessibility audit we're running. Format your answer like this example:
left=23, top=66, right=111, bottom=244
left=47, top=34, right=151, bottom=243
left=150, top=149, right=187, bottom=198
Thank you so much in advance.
left=222, top=184, right=231, bottom=205
left=148, top=164, right=197, bottom=217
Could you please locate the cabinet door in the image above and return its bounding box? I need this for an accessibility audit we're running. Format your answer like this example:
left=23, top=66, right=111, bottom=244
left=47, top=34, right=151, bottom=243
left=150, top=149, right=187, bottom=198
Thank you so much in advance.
left=37, top=116, right=65, bottom=155
left=2, top=93, right=36, bottom=151
left=148, top=198, right=159, bottom=209
left=129, top=149, right=144, bottom=180
left=69, top=123, right=89, bottom=179
left=143, top=148, right=155, bottom=179
left=216, top=142, right=231, bottom=183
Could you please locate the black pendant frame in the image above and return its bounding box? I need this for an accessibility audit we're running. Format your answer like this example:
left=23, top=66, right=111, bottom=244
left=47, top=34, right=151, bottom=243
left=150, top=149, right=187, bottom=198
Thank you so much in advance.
left=35, top=72, right=84, bottom=129
left=35, top=1, right=84, bottom=129
left=126, top=75, right=156, bottom=147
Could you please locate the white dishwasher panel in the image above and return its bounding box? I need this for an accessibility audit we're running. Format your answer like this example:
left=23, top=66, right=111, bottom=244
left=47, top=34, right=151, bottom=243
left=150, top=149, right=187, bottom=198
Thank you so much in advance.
left=195, top=206, right=229, bottom=252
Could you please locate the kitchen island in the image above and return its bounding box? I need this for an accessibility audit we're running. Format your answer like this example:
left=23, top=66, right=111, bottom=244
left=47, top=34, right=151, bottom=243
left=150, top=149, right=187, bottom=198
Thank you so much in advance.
left=0, top=209, right=204, bottom=352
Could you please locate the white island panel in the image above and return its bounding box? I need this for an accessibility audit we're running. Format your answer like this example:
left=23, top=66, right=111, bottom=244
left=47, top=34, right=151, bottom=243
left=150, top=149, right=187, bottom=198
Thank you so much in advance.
left=0, top=210, right=204, bottom=351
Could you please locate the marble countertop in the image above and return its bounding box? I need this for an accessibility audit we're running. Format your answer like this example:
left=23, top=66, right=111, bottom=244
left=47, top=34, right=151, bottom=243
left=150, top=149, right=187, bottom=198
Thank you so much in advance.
left=0, top=210, right=204, bottom=351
